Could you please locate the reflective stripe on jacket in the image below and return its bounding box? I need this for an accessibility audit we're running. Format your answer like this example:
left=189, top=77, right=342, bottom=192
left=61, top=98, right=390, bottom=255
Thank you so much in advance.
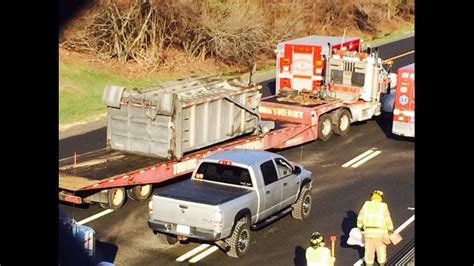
left=306, top=246, right=333, bottom=266
left=357, top=200, right=394, bottom=238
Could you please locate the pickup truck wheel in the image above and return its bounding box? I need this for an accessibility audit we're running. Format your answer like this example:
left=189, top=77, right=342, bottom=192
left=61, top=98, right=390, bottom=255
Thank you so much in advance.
left=225, top=219, right=251, bottom=258
left=156, top=232, right=178, bottom=245
left=318, top=114, right=333, bottom=141
left=333, top=109, right=351, bottom=136
left=99, top=187, right=126, bottom=209
left=291, top=188, right=312, bottom=220
left=127, top=185, right=153, bottom=201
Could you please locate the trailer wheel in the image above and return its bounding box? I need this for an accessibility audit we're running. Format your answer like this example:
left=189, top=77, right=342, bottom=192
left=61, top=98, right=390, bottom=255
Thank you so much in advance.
left=99, top=187, right=126, bottom=209
left=127, top=185, right=153, bottom=201
left=333, top=109, right=351, bottom=136
left=318, top=114, right=333, bottom=141
left=225, top=219, right=251, bottom=258
left=155, top=232, right=178, bottom=245
left=291, top=187, right=312, bottom=220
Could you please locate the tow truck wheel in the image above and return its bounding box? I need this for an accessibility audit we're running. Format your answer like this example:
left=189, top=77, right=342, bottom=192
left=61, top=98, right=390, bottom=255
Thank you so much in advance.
left=99, top=187, right=126, bottom=210
left=127, top=184, right=153, bottom=201
left=291, top=188, right=312, bottom=220
left=156, top=232, right=178, bottom=245
left=333, top=109, right=351, bottom=136
left=225, top=219, right=251, bottom=258
left=318, top=114, right=333, bottom=141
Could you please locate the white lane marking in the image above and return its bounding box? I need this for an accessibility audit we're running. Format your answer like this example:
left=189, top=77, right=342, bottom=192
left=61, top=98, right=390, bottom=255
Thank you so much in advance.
left=407, top=207, right=415, bottom=211
left=342, top=148, right=376, bottom=168
left=395, top=214, right=415, bottom=234
left=188, top=245, right=219, bottom=263
left=353, top=214, right=415, bottom=266
left=354, top=258, right=365, bottom=265
left=350, top=151, right=382, bottom=168
left=175, top=244, right=210, bottom=262
left=77, top=209, right=114, bottom=225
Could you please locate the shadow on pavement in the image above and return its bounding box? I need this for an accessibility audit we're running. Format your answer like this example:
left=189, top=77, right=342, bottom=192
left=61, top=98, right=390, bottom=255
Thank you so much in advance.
left=375, top=112, right=415, bottom=142
left=94, top=240, right=119, bottom=265
left=60, top=201, right=94, bottom=209
left=293, top=245, right=306, bottom=266
left=340, top=210, right=364, bottom=259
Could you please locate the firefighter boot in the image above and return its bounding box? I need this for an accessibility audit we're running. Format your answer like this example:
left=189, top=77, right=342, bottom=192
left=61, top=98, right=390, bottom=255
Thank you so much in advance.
left=379, top=264, right=385, bottom=266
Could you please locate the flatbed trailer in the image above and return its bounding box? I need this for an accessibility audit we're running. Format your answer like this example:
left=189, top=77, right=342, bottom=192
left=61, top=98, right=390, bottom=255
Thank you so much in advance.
left=60, top=44, right=391, bottom=209
left=59, top=96, right=346, bottom=209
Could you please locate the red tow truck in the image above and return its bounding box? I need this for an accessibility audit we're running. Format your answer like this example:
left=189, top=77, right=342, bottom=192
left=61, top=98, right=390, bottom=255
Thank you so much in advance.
left=59, top=36, right=394, bottom=209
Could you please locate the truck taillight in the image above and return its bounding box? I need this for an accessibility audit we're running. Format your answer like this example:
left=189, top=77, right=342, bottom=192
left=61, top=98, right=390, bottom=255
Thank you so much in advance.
left=65, top=195, right=82, bottom=204
left=214, top=211, right=223, bottom=227
left=148, top=201, right=153, bottom=215
left=283, top=66, right=289, bottom=72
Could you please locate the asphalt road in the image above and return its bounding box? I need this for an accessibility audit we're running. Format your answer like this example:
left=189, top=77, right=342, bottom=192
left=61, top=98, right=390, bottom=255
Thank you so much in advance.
left=59, top=35, right=414, bottom=265
left=60, top=112, right=414, bottom=265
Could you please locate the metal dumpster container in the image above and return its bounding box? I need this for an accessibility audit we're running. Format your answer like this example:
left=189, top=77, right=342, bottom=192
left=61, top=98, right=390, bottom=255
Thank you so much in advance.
left=103, top=75, right=262, bottom=159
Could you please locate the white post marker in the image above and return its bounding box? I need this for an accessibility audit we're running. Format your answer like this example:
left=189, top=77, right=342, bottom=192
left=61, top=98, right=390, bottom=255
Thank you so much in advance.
left=342, top=148, right=377, bottom=168
left=353, top=214, right=415, bottom=266
left=59, top=148, right=107, bottom=162
left=175, top=244, right=211, bottom=262
left=77, top=209, right=114, bottom=225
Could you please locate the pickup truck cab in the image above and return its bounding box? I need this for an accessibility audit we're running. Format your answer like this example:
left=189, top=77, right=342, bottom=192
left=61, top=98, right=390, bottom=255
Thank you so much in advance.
left=148, top=149, right=312, bottom=258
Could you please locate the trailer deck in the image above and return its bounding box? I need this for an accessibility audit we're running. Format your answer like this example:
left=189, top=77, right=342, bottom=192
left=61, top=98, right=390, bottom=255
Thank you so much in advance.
left=59, top=122, right=314, bottom=192
left=59, top=97, right=346, bottom=205
left=59, top=150, right=167, bottom=191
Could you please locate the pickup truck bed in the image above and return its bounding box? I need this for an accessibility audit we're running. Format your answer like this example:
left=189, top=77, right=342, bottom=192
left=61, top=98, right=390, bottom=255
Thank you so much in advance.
left=156, top=179, right=252, bottom=205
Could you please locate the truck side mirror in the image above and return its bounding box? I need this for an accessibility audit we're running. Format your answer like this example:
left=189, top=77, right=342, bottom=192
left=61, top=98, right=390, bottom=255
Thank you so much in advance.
left=293, top=165, right=302, bottom=175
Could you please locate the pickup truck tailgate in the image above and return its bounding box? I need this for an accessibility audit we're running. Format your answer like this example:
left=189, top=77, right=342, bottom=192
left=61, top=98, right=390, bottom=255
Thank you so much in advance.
left=151, top=179, right=252, bottom=229
left=152, top=196, right=216, bottom=230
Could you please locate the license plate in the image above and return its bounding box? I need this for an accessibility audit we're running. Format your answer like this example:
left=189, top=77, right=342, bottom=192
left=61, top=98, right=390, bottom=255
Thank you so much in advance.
left=176, top=224, right=190, bottom=234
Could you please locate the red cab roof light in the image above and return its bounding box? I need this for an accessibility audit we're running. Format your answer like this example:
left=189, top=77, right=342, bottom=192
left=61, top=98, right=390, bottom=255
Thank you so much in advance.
left=218, top=160, right=233, bottom=165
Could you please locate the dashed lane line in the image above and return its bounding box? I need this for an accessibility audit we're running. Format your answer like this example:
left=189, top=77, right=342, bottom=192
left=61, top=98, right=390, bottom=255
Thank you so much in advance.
left=342, top=148, right=376, bottom=168
left=188, top=245, right=220, bottom=263
left=77, top=209, right=114, bottom=225
left=176, top=244, right=211, bottom=262
left=342, top=148, right=382, bottom=168
left=350, top=150, right=382, bottom=168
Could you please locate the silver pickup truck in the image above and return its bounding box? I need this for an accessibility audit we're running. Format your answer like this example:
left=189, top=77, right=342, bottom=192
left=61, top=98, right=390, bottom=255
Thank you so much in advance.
left=147, top=149, right=312, bottom=258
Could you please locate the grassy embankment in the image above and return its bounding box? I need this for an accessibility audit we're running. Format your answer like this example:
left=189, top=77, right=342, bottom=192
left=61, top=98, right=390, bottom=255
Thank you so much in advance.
left=59, top=25, right=413, bottom=126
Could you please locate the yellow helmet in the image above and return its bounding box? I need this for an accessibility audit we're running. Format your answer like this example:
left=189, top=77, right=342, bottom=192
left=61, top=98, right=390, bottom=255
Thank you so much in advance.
left=371, top=190, right=384, bottom=200
left=310, top=232, right=324, bottom=247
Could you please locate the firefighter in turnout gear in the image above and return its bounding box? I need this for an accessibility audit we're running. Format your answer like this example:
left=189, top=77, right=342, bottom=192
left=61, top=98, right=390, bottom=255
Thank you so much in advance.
left=305, top=232, right=335, bottom=266
left=357, top=190, right=394, bottom=266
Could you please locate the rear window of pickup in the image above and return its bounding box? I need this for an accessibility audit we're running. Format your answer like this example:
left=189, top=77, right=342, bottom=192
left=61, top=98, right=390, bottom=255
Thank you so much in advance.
left=195, top=163, right=253, bottom=188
